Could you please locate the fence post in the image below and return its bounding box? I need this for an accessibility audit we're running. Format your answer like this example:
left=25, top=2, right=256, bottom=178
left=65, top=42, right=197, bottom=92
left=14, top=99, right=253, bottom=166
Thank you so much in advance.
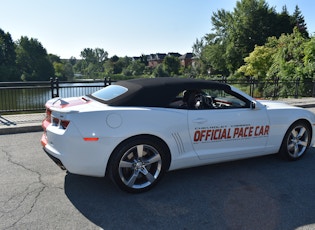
left=50, top=77, right=54, bottom=98
left=295, top=78, right=300, bottom=98
left=221, top=76, right=227, bottom=83
left=252, top=78, right=256, bottom=98
left=273, top=77, right=279, bottom=99
left=104, top=77, right=112, bottom=86
left=55, top=78, right=59, bottom=97
left=249, top=77, right=255, bottom=97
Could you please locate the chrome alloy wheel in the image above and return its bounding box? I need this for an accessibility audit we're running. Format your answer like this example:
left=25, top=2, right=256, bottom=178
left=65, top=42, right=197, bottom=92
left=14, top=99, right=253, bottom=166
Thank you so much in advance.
left=118, top=144, right=162, bottom=189
left=286, top=125, right=309, bottom=158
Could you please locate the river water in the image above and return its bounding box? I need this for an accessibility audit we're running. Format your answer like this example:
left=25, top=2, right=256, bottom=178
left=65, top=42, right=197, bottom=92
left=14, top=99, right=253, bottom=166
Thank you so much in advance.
left=0, top=82, right=104, bottom=113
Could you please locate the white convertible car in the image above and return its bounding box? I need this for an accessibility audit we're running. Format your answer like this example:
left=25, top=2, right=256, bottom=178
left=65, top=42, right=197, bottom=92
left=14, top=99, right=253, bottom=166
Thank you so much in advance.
left=41, top=77, right=315, bottom=193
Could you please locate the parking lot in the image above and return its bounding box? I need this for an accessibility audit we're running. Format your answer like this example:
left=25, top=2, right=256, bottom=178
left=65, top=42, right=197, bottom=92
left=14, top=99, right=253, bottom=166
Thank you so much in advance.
left=1, top=131, right=315, bottom=229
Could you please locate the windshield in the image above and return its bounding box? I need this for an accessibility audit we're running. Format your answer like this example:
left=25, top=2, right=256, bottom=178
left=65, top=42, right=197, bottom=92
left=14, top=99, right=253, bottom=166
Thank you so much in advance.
left=91, top=85, right=128, bottom=101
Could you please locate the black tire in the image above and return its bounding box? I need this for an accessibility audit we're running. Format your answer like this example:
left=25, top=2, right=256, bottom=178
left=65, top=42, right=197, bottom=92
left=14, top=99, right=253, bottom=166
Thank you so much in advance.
left=108, top=136, right=170, bottom=193
left=279, top=121, right=311, bottom=160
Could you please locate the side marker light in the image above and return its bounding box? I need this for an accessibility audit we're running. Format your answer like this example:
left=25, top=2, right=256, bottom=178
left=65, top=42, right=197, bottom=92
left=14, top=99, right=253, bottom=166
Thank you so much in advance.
left=83, top=137, right=99, bottom=142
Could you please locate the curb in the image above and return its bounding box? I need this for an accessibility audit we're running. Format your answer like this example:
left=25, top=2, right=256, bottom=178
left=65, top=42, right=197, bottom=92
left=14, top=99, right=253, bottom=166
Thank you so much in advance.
left=0, top=125, right=42, bottom=135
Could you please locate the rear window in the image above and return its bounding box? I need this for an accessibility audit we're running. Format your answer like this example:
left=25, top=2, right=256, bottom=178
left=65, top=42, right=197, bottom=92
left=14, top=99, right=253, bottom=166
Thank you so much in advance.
left=91, top=85, right=128, bottom=101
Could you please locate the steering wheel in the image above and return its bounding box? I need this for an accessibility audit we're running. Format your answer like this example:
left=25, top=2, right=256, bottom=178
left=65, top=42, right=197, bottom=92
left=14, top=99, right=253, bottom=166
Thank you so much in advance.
left=194, top=94, right=214, bottom=109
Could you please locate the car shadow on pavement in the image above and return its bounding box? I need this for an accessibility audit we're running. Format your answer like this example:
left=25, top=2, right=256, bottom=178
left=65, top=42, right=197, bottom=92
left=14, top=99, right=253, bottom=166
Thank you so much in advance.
left=64, top=151, right=315, bottom=230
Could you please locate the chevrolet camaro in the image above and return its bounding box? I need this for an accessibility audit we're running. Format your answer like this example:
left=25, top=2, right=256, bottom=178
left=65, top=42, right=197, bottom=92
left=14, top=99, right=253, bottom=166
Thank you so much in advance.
left=41, top=77, right=315, bottom=193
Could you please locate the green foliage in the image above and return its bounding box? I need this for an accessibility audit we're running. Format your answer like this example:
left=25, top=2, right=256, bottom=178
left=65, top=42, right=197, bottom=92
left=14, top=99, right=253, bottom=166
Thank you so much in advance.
left=0, top=29, right=19, bottom=81
left=53, top=61, right=74, bottom=81
left=152, top=64, right=168, bottom=77
left=16, top=36, right=54, bottom=81
left=292, top=5, right=309, bottom=38
left=78, top=48, right=108, bottom=78
left=238, top=44, right=276, bottom=80
left=303, top=37, right=315, bottom=78
left=123, top=60, right=146, bottom=76
left=238, top=28, right=314, bottom=97
left=162, top=55, right=180, bottom=76
left=195, top=0, right=304, bottom=77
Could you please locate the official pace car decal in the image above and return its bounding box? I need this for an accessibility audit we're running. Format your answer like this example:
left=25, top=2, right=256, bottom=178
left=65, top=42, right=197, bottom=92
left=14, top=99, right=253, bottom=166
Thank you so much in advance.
left=193, top=124, right=270, bottom=143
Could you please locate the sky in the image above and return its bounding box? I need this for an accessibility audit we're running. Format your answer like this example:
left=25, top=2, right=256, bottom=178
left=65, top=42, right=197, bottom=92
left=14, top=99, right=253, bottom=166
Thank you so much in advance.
left=1, top=0, right=315, bottom=59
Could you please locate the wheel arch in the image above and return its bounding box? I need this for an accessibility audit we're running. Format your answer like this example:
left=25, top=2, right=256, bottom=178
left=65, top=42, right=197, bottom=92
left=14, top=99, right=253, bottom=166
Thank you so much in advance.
left=105, top=134, right=172, bottom=176
left=281, top=119, right=313, bottom=145
left=289, top=119, right=313, bottom=146
left=278, top=118, right=313, bottom=160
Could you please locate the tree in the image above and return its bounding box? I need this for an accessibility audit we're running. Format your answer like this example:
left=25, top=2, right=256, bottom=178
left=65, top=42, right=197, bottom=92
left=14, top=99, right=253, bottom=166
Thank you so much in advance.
left=192, top=38, right=204, bottom=59
left=303, top=37, right=315, bottom=78
left=48, top=54, right=61, bottom=64
left=268, top=28, right=307, bottom=80
left=152, top=64, right=168, bottom=78
left=53, top=61, right=74, bottom=81
left=276, top=6, right=294, bottom=36
left=139, top=54, right=148, bottom=66
left=0, top=29, right=18, bottom=81
left=123, top=60, right=145, bottom=76
left=15, top=36, right=54, bottom=81
left=163, top=55, right=180, bottom=76
left=268, top=28, right=311, bottom=96
left=238, top=28, right=312, bottom=97
left=223, top=0, right=280, bottom=72
left=238, top=44, right=276, bottom=80
left=203, top=36, right=229, bottom=76
left=292, top=5, right=309, bottom=38
left=64, top=62, right=74, bottom=81
left=80, top=48, right=108, bottom=78
left=69, top=56, right=77, bottom=66
left=195, top=0, right=300, bottom=76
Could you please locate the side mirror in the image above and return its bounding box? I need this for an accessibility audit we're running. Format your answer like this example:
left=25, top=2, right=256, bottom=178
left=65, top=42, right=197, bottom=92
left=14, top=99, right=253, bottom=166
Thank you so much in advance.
left=250, top=101, right=256, bottom=109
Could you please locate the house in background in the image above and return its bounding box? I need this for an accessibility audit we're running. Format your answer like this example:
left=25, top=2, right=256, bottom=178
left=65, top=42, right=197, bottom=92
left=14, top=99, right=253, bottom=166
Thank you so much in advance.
left=147, top=53, right=166, bottom=68
left=146, top=52, right=194, bottom=68
left=179, top=53, right=193, bottom=67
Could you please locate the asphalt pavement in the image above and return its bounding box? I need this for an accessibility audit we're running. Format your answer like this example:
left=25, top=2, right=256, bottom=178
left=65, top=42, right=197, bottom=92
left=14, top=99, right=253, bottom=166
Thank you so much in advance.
left=1, top=97, right=315, bottom=135
left=2, top=132, right=315, bottom=229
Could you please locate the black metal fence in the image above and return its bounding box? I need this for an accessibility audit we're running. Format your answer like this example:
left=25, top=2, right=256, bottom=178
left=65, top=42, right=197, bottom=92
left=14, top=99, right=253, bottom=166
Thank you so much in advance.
left=0, top=77, right=314, bottom=114
left=216, top=77, right=315, bottom=99
left=0, top=78, right=112, bottom=113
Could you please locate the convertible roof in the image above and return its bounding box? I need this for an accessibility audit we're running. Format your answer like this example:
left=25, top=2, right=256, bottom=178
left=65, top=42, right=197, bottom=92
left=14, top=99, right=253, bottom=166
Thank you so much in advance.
left=95, top=77, right=230, bottom=107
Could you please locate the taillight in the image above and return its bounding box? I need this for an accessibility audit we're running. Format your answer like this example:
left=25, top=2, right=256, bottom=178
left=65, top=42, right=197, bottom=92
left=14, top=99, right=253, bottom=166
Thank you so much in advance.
left=52, top=117, right=70, bottom=130
left=46, top=108, right=52, bottom=121
left=61, top=120, right=70, bottom=129
left=52, top=117, right=59, bottom=126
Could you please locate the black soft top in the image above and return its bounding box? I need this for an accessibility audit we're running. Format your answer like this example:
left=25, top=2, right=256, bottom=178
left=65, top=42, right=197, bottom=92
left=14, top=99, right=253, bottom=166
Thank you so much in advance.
left=90, top=77, right=230, bottom=107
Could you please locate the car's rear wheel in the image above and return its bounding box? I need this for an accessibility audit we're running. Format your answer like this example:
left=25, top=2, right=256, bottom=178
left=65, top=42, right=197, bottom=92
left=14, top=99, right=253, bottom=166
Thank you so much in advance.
left=109, top=136, right=170, bottom=193
left=279, top=121, right=311, bottom=160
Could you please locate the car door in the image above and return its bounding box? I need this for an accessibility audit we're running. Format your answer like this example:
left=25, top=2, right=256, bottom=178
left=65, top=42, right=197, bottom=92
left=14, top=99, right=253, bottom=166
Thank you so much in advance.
left=188, top=91, right=270, bottom=160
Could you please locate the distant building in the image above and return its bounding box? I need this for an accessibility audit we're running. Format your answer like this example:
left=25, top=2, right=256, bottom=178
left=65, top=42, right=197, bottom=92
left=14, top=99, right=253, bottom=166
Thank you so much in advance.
left=147, top=53, right=167, bottom=68
left=133, top=52, right=194, bottom=68
left=167, top=52, right=182, bottom=58
left=179, top=53, right=194, bottom=67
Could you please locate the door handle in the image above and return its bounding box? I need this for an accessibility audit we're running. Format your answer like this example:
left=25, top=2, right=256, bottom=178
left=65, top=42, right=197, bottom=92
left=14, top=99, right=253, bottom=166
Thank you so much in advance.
left=193, top=118, right=207, bottom=124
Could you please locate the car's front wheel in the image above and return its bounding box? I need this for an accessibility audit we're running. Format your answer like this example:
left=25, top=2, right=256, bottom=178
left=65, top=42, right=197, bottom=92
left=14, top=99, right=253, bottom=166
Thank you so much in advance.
left=109, top=136, right=170, bottom=193
left=279, top=121, right=311, bottom=160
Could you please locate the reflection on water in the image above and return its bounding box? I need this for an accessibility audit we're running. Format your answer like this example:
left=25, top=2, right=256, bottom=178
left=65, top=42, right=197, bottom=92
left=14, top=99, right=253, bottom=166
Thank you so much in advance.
left=0, top=83, right=104, bottom=112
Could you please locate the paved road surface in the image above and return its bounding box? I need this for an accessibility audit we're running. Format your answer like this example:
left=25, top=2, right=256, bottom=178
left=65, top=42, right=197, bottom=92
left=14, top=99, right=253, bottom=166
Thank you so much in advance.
left=1, top=131, right=315, bottom=230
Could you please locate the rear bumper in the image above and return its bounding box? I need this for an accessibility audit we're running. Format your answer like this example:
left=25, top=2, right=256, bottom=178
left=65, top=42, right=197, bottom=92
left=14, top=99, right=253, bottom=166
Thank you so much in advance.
left=40, top=128, right=123, bottom=177
left=43, top=147, right=66, bottom=170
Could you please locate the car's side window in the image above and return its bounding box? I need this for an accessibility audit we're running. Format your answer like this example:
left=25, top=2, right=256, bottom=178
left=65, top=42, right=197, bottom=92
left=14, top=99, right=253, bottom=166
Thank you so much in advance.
left=203, top=88, right=249, bottom=109
left=172, top=88, right=250, bottom=110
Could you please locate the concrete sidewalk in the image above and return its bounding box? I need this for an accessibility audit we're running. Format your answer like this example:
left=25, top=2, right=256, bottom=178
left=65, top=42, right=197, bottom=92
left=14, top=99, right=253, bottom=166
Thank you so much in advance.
left=0, top=113, right=45, bottom=135
left=1, top=98, right=315, bottom=135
